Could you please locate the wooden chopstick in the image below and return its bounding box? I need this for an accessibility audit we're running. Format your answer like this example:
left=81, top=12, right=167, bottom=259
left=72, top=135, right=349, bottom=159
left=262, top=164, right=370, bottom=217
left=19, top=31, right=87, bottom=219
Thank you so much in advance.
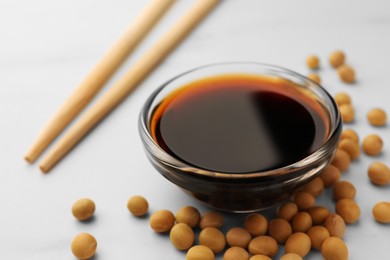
left=24, top=0, right=176, bottom=163
left=39, top=0, right=220, bottom=173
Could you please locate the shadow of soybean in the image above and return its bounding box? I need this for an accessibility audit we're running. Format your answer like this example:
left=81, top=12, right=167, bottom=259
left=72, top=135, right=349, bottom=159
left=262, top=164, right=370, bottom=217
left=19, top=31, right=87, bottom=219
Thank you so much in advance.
left=76, top=215, right=97, bottom=225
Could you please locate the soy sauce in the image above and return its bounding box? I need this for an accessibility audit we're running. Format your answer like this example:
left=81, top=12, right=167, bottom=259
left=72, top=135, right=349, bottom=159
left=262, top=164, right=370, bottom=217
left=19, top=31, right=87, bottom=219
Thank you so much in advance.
left=151, top=74, right=329, bottom=173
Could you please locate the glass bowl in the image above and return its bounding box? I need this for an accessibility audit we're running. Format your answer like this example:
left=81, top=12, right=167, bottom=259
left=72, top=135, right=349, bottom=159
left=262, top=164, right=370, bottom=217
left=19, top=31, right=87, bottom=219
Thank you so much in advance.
left=139, top=62, right=341, bottom=212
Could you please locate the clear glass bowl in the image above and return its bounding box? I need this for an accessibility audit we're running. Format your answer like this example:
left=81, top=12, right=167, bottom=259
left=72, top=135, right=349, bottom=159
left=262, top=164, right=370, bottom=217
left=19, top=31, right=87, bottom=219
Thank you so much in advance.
left=139, top=62, right=341, bottom=212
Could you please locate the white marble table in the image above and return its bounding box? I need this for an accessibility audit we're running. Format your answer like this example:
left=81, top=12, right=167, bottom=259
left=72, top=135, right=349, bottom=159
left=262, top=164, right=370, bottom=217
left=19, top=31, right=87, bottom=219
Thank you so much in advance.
left=1, top=0, right=390, bottom=259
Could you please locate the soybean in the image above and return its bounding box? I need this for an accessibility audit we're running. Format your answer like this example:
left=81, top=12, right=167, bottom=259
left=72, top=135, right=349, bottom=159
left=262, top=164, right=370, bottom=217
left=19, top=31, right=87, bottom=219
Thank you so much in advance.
left=175, top=206, right=201, bottom=228
left=223, top=247, right=249, bottom=260
left=249, top=255, right=271, bottom=260
left=268, top=218, right=293, bottom=244
left=200, top=211, right=224, bottom=229
left=367, top=108, right=387, bottom=126
left=186, top=245, right=214, bottom=260
left=127, top=195, right=148, bottom=217
left=337, top=64, right=355, bottom=83
left=291, top=212, right=312, bottom=233
left=321, top=237, right=349, bottom=260
left=362, top=134, right=383, bottom=156
left=285, top=232, right=311, bottom=257
left=331, top=149, right=351, bottom=172
left=226, top=227, right=252, bottom=248
left=292, top=191, right=315, bottom=210
left=277, top=203, right=298, bottom=222
left=335, top=199, right=361, bottom=224
left=149, top=210, right=175, bottom=233
left=339, top=139, right=360, bottom=160
left=244, top=214, right=268, bottom=236
left=306, top=206, right=330, bottom=225
left=307, top=226, right=330, bottom=250
left=323, top=214, right=346, bottom=238
left=72, top=198, right=95, bottom=221
left=302, top=177, right=324, bottom=197
left=320, top=165, right=341, bottom=187
left=372, top=202, right=390, bottom=224
left=306, top=55, right=320, bottom=69
left=333, top=180, right=356, bottom=201
left=280, top=253, right=303, bottom=260
left=334, top=92, right=351, bottom=106
left=341, top=129, right=359, bottom=144
left=71, top=233, right=97, bottom=260
left=329, top=50, right=345, bottom=68
left=170, top=223, right=195, bottom=250
left=199, top=227, right=226, bottom=253
left=308, top=73, right=321, bottom=84
left=368, top=162, right=390, bottom=186
left=339, top=104, right=355, bottom=123
left=248, top=236, right=278, bottom=257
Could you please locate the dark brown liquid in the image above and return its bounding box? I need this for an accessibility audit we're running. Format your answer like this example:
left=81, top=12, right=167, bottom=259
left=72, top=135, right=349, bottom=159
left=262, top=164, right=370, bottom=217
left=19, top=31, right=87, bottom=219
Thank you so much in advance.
left=151, top=74, right=329, bottom=173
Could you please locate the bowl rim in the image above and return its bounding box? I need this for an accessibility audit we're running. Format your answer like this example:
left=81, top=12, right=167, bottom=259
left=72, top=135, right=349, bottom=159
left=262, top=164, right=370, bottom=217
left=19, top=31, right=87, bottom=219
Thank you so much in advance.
left=139, top=61, right=341, bottom=179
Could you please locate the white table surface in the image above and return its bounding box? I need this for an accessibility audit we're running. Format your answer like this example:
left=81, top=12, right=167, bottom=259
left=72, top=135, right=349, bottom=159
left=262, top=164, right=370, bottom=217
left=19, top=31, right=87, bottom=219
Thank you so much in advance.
left=1, top=0, right=390, bottom=259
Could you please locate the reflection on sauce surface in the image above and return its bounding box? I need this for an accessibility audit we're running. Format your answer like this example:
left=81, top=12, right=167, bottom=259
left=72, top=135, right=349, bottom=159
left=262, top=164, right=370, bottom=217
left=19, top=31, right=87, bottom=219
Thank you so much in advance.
left=151, top=74, right=329, bottom=173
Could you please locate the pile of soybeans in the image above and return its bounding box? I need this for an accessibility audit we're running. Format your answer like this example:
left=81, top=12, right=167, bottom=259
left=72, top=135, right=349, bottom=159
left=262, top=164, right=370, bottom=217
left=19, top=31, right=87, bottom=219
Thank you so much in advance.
left=70, top=50, right=390, bottom=260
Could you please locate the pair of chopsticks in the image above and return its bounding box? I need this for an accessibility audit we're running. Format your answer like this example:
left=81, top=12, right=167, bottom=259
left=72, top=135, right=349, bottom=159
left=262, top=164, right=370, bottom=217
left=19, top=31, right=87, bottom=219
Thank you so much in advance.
left=25, top=0, right=220, bottom=172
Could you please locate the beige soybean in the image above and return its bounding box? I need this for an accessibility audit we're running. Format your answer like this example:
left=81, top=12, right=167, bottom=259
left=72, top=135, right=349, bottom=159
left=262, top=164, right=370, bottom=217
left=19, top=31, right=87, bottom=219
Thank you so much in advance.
left=339, top=139, right=360, bottom=160
left=333, top=180, right=356, bottom=201
left=127, top=195, right=148, bottom=217
left=244, top=214, right=268, bottom=236
left=248, top=236, right=278, bottom=257
left=280, top=253, right=303, bottom=260
left=72, top=198, right=95, bottom=221
left=339, top=104, right=355, bottom=123
left=372, top=202, right=390, bottom=224
left=329, top=50, right=345, bottom=68
left=277, top=202, right=298, bottom=222
left=170, top=223, right=195, bottom=250
left=292, top=191, right=315, bottom=210
left=249, top=255, right=271, bottom=260
left=321, top=237, right=349, bottom=260
left=320, top=165, right=341, bottom=187
left=149, top=210, right=175, bottom=233
left=308, top=73, right=321, bottom=84
left=341, top=129, right=359, bottom=144
left=268, top=218, right=292, bottom=244
left=223, top=247, right=249, bottom=260
left=226, top=227, right=252, bottom=248
left=175, top=206, right=201, bottom=228
left=334, top=92, right=351, bottom=106
left=323, top=214, right=346, bottom=238
left=199, top=211, right=224, bottom=229
left=199, top=227, right=226, bottom=253
left=368, top=162, right=390, bottom=186
left=186, top=245, right=214, bottom=260
left=285, top=232, right=311, bottom=257
left=291, top=212, right=312, bottom=233
left=367, top=108, right=387, bottom=126
left=306, top=206, right=330, bottom=225
left=307, top=226, right=330, bottom=250
left=331, top=149, right=351, bottom=172
left=335, top=199, right=361, bottom=224
left=337, top=64, right=355, bottom=83
left=302, top=177, right=324, bottom=197
left=71, top=233, right=97, bottom=260
left=362, top=134, right=383, bottom=156
left=306, top=55, right=320, bottom=69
